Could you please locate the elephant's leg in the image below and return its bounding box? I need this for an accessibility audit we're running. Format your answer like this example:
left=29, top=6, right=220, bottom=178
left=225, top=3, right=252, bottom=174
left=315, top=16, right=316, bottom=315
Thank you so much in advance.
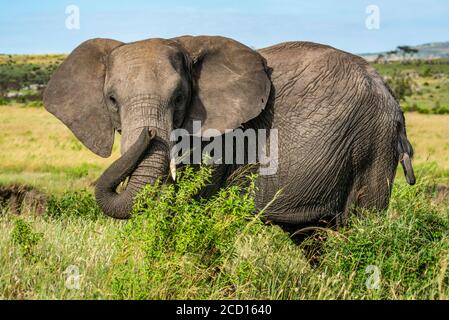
left=343, top=153, right=398, bottom=223
left=262, top=207, right=342, bottom=253
left=263, top=206, right=340, bottom=226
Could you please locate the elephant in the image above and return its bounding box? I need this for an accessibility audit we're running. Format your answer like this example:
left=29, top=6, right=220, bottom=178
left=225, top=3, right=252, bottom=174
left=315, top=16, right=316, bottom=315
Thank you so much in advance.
left=43, top=35, right=415, bottom=228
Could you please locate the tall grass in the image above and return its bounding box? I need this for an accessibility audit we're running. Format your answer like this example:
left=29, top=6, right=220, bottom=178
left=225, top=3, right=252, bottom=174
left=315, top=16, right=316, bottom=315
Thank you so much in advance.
left=0, top=214, right=119, bottom=299
left=0, top=105, right=120, bottom=194
left=0, top=163, right=448, bottom=299
left=309, top=169, right=449, bottom=299
left=109, top=164, right=449, bottom=299
left=111, top=165, right=309, bottom=299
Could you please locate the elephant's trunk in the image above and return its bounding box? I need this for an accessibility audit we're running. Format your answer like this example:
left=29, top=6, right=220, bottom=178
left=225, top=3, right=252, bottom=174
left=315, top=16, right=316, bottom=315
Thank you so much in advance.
left=95, top=127, right=169, bottom=219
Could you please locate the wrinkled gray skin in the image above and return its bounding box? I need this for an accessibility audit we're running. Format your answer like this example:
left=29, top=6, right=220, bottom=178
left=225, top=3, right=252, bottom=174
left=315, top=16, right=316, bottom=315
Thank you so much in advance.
left=43, top=36, right=415, bottom=227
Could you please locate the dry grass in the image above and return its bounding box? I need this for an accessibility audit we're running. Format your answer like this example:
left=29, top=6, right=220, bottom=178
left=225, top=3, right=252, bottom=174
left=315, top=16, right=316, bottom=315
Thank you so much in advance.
left=0, top=105, right=120, bottom=194
left=0, top=54, right=66, bottom=65
left=405, top=113, right=449, bottom=169
left=0, top=213, right=119, bottom=299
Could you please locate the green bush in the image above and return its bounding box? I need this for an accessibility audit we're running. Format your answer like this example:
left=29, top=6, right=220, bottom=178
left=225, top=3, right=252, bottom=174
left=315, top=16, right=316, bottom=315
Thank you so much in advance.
left=433, top=101, right=449, bottom=115
left=402, top=102, right=418, bottom=112
left=385, top=71, right=415, bottom=101
left=422, top=67, right=433, bottom=77
left=45, top=190, right=103, bottom=220
left=11, top=218, right=43, bottom=258
left=111, top=165, right=308, bottom=299
left=401, top=101, right=449, bottom=115
left=23, top=101, right=43, bottom=108
left=0, top=62, right=59, bottom=103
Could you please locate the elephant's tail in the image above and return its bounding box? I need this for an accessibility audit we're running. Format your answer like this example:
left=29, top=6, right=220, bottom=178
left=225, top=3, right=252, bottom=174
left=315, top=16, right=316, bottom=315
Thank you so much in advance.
left=397, top=116, right=416, bottom=185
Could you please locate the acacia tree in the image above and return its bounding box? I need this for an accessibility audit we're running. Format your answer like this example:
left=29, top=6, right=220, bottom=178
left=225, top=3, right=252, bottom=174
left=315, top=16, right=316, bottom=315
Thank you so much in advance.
left=385, top=50, right=398, bottom=61
left=397, top=46, right=419, bottom=60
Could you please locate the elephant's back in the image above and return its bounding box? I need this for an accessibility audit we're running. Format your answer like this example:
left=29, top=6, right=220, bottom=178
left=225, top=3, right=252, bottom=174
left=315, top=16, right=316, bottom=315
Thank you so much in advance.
left=258, top=41, right=370, bottom=72
left=258, top=41, right=373, bottom=101
left=258, top=41, right=397, bottom=126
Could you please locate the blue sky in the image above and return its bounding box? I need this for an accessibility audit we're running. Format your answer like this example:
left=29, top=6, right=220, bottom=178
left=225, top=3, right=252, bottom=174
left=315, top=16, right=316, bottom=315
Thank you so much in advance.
left=1, top=0, right=448, bottom=54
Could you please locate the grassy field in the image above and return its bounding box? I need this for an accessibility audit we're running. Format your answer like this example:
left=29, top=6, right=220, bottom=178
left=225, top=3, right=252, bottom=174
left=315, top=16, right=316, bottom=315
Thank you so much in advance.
left=0, top=105, right=120, bottom=194
left=0, top=54, right=66, bottom=65
left=0, top=104, right=448, bottom=299
left=373, top=59, right=449, bottom=114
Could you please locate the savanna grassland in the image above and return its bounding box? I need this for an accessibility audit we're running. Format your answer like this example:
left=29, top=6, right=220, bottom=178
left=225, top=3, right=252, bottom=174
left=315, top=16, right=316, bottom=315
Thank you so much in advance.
left=0, top=56, right=448, bottom=299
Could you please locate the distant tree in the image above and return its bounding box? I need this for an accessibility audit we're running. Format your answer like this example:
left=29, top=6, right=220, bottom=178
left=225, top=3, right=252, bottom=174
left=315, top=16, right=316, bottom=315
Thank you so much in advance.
left=0, top=63, right=58, bottom=100
left=385, top=50, right=398, bottom=61
left=397, top=46, right=419, bottom=60
left=385, top=71, right=414, bottom=101
left=374, top=54, right=385, bottom=64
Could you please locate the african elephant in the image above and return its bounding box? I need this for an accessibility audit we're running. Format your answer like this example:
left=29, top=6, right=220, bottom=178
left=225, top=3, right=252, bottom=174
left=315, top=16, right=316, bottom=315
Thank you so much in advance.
left=43, top=36, right=415, bottom=227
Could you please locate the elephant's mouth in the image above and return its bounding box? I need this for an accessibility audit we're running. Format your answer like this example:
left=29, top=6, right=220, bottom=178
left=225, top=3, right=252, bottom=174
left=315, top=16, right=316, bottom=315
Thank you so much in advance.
left=95, top=127, right=170, bottom=219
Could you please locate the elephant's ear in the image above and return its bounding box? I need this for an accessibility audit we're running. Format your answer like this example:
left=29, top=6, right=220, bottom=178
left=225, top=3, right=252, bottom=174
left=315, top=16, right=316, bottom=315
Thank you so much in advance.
left=43, top=38, right=123, bottom=157
left=173, top=36, right=271, bottom=137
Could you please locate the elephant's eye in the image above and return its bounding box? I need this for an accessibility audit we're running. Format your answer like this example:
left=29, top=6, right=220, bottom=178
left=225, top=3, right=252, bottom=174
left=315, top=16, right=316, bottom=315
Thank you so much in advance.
left=173, top=92, right=184, bottom=108
left=108, top=95, right=119, bottom=112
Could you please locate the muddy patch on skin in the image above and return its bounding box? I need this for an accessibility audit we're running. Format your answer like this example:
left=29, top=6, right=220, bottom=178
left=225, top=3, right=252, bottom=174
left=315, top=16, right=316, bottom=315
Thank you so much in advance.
left=0, top=184, right=47, bottom=215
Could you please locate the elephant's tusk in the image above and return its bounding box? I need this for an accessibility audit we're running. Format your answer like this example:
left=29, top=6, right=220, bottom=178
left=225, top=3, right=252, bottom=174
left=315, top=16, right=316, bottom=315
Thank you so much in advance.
left=170, top=157, right=176, bottom=181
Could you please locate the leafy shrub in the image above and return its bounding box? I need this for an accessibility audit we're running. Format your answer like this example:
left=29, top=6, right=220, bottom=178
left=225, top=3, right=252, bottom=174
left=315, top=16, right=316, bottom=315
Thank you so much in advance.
left=422, top=67, right=433, bottom=77
left=407, top=101, right=449, bottom=115
left=385, top=71, right=414, bottom=101
left=402, top=102, right=418, bottom=112
left=417, top=106, right=431, bottom=114
left=11, top=218, right=43, bottom=258
left=111, top=165, right=307, bottom=299
left=45, top=190, right=103, bottom=220
left=0, top=62, right=59, bottom=103
left=432, top=101, right=449, bottom=115
left=23, top=101, right=43, bottom=108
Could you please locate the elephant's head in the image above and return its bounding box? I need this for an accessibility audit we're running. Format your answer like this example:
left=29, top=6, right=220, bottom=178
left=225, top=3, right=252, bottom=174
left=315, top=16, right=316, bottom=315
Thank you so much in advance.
left=43, top=36, right=270, bottom=219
